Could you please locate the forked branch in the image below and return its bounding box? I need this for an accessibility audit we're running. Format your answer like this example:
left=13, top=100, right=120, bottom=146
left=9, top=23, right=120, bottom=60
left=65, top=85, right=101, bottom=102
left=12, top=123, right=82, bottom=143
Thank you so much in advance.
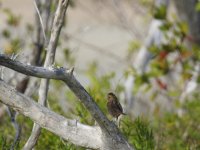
left=0, top=54, right=133, bottom=150
left=0, top=80, right=101, bottom=149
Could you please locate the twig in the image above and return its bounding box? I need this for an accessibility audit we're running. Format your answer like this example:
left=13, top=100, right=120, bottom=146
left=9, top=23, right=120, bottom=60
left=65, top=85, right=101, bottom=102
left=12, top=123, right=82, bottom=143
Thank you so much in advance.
left=8, top=77, right=29, bottom=150
left=23, top=0, right=70, bottom=149
left=7, top=107, right=21, bottom=150
left=34, top=0, right=47, bottom=43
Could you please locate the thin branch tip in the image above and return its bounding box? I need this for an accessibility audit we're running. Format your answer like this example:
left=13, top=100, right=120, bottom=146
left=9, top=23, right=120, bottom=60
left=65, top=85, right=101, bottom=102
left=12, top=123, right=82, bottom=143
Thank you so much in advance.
left=69, top=67, right=74, bottom=75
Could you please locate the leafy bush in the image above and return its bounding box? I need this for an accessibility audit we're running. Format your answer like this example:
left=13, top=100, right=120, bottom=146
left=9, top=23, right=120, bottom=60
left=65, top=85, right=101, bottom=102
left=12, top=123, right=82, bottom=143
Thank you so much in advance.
left=121, top=117, right=155, bottom=150
left=154, top=98, right=200, bottom=149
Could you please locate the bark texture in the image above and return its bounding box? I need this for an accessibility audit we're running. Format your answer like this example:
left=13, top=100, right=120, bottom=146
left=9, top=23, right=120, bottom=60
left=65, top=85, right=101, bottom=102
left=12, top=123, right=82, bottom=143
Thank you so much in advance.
left=0, top=80, right=102, bottom=149
left=0, top=54, right=133, bottom=150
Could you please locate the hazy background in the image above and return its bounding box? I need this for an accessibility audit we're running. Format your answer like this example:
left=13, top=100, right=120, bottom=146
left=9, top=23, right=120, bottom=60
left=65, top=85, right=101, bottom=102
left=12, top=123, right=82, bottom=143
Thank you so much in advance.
left=0, top=0, right=150, bottom=82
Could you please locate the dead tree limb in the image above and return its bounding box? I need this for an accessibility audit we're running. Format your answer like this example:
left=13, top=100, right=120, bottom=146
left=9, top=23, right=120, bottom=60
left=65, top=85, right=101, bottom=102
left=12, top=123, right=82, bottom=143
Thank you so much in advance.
left=0, top=79, right=102, bottom=149
left=23, top=0, right=70, bottom=149
left=0, top=54, right=133, bottom=150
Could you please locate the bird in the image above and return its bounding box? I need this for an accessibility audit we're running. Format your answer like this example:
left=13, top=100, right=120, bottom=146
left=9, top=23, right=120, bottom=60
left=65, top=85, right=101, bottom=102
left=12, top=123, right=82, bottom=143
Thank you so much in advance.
left=107, top=92, right=126, bottom=120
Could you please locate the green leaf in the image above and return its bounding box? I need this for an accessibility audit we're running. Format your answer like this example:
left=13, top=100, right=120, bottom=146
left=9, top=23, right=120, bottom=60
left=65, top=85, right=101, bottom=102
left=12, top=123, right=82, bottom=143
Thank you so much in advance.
left=195, top=2, right=200, bottom=11
left=153, top=5, right=167, bottom=20
left=159, top=21, right=172, bottom=31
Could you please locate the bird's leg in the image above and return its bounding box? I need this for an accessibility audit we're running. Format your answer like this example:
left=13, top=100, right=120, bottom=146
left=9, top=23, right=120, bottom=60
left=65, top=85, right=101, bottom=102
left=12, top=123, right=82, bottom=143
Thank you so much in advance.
left=117, top=118, right=120, bottom=128
left=112, top=117, right=118, bottom=125
left=117, top=115, right=123, bottom=128
left=113, top=117, right=121, bottom=128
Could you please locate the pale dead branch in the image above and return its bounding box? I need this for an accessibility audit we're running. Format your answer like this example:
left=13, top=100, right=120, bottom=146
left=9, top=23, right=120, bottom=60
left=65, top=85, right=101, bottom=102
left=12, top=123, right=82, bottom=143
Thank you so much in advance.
left=23, top=0, right=70, bottom=149
left=0, top=54, right=133, bottom=150
left=33, top=0, right=47, bottom=43
left=0, top=79, right=102, bottom=149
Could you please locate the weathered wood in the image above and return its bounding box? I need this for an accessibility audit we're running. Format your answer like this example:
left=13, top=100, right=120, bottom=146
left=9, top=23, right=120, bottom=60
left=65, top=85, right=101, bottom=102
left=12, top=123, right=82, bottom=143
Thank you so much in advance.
left=0, top=55, right=133, bottom=149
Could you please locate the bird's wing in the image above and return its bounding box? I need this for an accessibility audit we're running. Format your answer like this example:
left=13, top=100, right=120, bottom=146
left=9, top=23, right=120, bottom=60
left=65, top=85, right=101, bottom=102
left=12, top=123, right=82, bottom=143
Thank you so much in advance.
left=113, top=99, right=123, bottom=112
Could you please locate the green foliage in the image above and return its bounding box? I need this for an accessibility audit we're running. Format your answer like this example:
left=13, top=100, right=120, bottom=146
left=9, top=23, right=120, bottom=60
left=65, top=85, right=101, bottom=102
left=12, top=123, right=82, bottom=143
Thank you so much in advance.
left=10, top=38, right=22, bottom=51
left=0, top=110, right=84, bottom=150
left=3, top=8, right=21, bottom=26
left=139, top=0, right=154, bottom=6
left=153, top=5, right=167, bottom=20
left=121, top=117, right=155, bottom=150
left=2, top=29, right=10, bottom=39
left=154, top=99, right=200, bottom=149
left=124, top=4, right=200, bottom=150
left=0, top=113, right=32, bottom=150
left=195, top=2, right=200, bottom=11
left=1, top=1, right=200, bottom=150
left=133, top=73, right=151, bottom=94
left=35, top=129, right=84, bottom=150
left=48, top=86, right=67, bottom=116
left=0, top=136, right=9, bottom=150
left=131, top=17, right=200, bottom=96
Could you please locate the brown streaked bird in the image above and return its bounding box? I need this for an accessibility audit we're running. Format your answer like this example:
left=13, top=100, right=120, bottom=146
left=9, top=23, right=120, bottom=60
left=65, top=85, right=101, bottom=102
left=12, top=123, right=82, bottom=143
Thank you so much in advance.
left=107, top=92, right=126, bottom=120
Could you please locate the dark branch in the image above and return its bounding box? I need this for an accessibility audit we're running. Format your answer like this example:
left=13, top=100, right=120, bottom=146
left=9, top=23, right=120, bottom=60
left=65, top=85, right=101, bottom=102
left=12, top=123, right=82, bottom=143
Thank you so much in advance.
left=0, top=54, right=131, bottom=147
left=0, top=54, right=133, bottom=150
left=0, top=54, right=66, bottom=80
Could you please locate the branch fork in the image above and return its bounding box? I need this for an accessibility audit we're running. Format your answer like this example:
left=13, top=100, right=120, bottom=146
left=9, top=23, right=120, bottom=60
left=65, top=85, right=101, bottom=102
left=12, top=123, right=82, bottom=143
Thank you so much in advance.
left=0, top=54, right=133, bottom=150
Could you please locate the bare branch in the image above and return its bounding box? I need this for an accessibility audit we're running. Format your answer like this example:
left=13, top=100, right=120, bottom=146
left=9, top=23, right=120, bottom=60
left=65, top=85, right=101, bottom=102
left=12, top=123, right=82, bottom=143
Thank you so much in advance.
left=8, top=77, right=29, bottom=150
left=68, top=67, right=74, bottom=75
left=0, top=55, right=62, bottom=79
left=0, top=80, right=102, bottom=149
left=7, top=106, right=21, bottom=150
left=45, top=0, right=70, bottom=66
left=0, top=54, right=133, bottom=150
left=34, top=0, right=47, bottom=43
left=24, top=0, right=70, bottom=149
